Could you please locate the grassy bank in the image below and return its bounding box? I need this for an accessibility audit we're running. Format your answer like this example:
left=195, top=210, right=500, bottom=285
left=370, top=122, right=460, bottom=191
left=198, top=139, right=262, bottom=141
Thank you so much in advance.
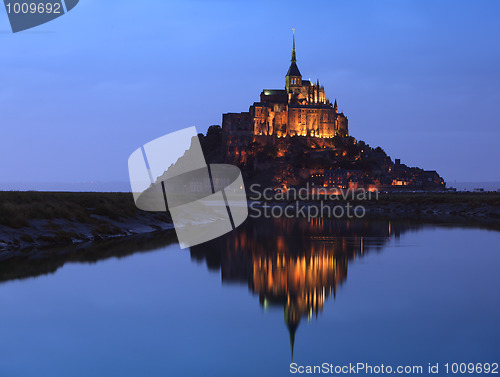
left=1, top=191, right=499, bottom=251
left=2, top=191, right=499, bottom=229
left=0, top=191, right=173, bottom=251
left=0, top=191, right=141, bottom=229
left=253, top=191, right=500, bottom=228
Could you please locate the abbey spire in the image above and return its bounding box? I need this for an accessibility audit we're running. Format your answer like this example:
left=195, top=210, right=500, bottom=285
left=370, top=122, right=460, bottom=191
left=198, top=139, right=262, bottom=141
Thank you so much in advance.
left=286, top=29, right=302, bottom=91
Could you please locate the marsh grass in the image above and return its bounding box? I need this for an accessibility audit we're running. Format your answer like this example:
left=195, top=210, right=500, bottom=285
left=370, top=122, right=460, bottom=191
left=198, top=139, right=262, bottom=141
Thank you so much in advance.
left=1, top=191, right=498, bottom=229
left=0, top=191, right=144, bottom=229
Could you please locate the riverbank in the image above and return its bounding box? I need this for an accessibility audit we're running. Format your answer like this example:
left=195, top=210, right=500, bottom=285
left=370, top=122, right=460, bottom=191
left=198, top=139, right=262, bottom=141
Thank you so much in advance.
left=0, top=192, right=173, bottom=251
left=0, top=230, right=177, bottom=283
left=1, top=191, right=499, bottom=252
left=250, top=192, right=500, bottom=230
left=365, top=192, right=500, bottom=226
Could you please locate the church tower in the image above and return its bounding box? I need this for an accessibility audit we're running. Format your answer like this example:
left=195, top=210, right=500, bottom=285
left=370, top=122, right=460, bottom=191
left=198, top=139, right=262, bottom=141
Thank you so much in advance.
left=285, top=30, right=302, bottom=93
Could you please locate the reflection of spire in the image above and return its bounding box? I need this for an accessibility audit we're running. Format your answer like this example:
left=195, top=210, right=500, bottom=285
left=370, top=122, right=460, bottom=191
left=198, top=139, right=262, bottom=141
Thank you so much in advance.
left=285, top=305, right=299, bottom=361
left=289, top=322, right=297, bottom=361
left=189, top=217, right=419, bottom=363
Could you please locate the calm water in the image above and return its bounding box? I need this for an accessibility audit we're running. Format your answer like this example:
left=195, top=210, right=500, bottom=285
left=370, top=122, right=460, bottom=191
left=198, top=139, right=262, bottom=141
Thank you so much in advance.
left=0, top=218, right=499, bottom=377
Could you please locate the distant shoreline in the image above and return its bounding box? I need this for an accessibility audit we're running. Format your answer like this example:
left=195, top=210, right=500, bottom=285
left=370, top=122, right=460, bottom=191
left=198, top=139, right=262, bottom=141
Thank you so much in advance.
left=250, top=192, right=500, bottom=231
left=1, top=191, right=499, bottom=252
left=1, top=181, right=499, bottom=193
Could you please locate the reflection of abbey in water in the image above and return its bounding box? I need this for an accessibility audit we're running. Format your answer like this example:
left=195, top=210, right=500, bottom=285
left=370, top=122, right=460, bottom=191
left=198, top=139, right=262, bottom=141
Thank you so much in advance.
left=190, top=217, right=417, bottom=359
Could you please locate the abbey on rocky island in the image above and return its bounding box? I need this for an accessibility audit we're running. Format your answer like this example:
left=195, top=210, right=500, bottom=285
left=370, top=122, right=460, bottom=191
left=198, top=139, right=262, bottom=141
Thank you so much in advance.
left=222, top=32, right=348, bottom=160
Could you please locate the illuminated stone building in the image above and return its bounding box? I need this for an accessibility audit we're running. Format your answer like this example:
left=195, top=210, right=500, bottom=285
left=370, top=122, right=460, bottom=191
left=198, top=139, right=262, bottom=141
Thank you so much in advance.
left=222, top=32, right=349, bottom=161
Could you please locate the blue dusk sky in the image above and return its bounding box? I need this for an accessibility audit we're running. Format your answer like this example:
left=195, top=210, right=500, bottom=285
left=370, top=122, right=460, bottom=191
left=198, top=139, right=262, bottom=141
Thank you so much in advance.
left=0, top=0, right=499, bottom=190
